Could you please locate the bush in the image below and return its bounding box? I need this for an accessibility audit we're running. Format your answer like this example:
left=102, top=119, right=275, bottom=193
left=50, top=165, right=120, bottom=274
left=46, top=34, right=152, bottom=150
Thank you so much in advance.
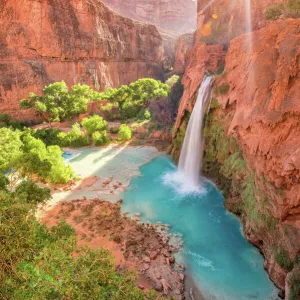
left=275, top=248, right=294, bottom=271
left=92, top=131, right=109, bottom=146
left=218, top=83, right=230, bottom=95
left=0, top=194, right=160, bottom=299
left=58, top=124, right=90, bottom=148
left=119, top=124, right=132, bottom=140
left=14, top=179, right=51, bottom=204
left=81, top=115, right=107, bottom=136
left=99, top=102, right=121, bottom=121
left=109, top=127, right=119, bottom=134
left=266, top=4, right=284, bottom=20
left=32, top=128, right=62, bottom=146
left=0, top=113, right=23, bottom=130
left=165, top=75, right=180, bottom=88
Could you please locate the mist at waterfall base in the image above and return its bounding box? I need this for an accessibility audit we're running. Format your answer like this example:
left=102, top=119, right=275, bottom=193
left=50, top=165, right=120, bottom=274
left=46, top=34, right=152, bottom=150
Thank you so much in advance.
left=122, top=77, right=278, bottom=299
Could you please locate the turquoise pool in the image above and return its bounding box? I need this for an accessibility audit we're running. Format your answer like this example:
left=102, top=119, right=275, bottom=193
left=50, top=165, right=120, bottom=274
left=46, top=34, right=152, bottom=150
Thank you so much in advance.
left=122, top=155, right=279, bottom=300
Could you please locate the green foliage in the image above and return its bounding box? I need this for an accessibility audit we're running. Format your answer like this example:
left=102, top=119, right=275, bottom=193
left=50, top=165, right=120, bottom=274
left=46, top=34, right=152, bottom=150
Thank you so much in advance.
left=20, top=82, right=93, bottom=124
left=221, top=152, right=247, bottom=179
left=143, top=109, right=152, bottom=120
left=275, top=248, right=294, bottom=271
left=0, top=114, right=23, bottom=130
left=289, top=266, right=300, bottom=300
left=119, top=124, right=132, bottom=140
left=218, top=83, right=230, bottom=95
left=266, top=0, right=300, bottom=20
left=97, top=78, right=170, bottom=121
left=109, top=127, right=119, bottom=134
left=32, top=128, right=62, bottom=146
left=20, top=132, right=74, bottom=184
left=93, top=131, right=109, bottom=146
left=266, top=4, right=284, bottom=20
left=14, top=179, right=51, bottom=204
left=0, top=128, right=23, bottom=173
left=210, top=98, right=220, bottom=109
left=0, top=128, right=74, bottom=187
left=81, top=115, right=107, bottom=135
left=165, top=75, right=180, bottom=88
left=58, top=124, right=90, bottom=148
left=99, top=102, right=121, bottom=121
left=0, top=191, right=159, bottom=299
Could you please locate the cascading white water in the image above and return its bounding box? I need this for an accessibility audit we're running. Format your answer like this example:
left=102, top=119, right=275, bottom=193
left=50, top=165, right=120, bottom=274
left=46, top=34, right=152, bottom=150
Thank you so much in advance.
left=178, top=76, right=213, bottom=188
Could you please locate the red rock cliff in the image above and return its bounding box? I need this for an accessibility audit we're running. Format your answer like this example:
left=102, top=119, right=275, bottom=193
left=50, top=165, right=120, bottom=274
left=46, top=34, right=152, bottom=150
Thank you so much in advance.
left=196, top=0, right=287, bottom=43
left=0, top=0, right=164, bottom=120
left=222, top=19, right=300, bottom=222
left=102, top=0, right=197, bottom=34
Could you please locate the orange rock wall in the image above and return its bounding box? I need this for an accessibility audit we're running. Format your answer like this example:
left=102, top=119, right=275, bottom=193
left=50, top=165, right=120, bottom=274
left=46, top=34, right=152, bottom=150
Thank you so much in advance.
left=0, top=0, right=164, bottom=120
left=173, top=33, right=194, bottom=74
left=173, top=43, right=226, bottom=132
left=102, top=0, right=197, bottom=34
left=221, top=19, right=300, bottom=221
left=196, top=0, right=287, bottom=43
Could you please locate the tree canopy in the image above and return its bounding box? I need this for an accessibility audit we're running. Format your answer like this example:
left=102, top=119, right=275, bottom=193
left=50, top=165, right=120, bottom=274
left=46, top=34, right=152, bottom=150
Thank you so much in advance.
left=20, top=82, right=93, bottom=125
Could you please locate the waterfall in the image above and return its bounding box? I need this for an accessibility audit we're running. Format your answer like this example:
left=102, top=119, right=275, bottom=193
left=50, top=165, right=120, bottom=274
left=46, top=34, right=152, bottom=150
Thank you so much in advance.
left=178, top=76, right=213, bottom=188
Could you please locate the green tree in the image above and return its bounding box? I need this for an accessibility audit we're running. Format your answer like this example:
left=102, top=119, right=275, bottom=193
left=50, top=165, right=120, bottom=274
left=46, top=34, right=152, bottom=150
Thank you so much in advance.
left=20, top=82, right=91, bottom=126
left=119, top=124, right=132, bottom=140
left=58, top=124, right=90, bottom=148
left=81, top=115, right=107, bottom=135
left=92, top=131, right=109, bottom=146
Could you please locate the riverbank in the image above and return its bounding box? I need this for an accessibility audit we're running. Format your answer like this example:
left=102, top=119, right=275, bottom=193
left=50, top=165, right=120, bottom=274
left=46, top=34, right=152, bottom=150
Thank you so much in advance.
left=42, top=198, right=185, bottom=299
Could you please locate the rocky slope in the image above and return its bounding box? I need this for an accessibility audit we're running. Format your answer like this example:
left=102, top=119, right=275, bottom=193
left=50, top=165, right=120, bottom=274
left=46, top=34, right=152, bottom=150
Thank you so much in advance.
left=0, top=0, right=164, bottom=120
left=102, top=0, right=196, bottom=34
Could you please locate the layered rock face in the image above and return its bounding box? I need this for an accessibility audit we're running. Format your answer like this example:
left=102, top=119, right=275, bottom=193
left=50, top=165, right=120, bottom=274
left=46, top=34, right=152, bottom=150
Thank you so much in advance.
left=0, top=0, right=164, bottom=120
left=222, top=18, right=300, bottom=222
left=102, top=0, right=197, bottom=34
left=173, top=43, right=225, bottom=132
left=173, top=33, right=194, bottom=74
left=196, top=0, right=287, bottom=43
left=215, top=18, right=300, bottom=290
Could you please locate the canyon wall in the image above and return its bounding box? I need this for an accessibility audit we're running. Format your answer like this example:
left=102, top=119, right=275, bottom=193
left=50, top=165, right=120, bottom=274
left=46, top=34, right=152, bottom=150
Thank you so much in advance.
left=102, top=0, right=197, bottom=34
left=196, top=0, right=287, bottom=43
left=212, top=18, right=300, bottom=292
left=172, top=0, right=300, bottom=296
left=0, top=0, right=164, bottom=120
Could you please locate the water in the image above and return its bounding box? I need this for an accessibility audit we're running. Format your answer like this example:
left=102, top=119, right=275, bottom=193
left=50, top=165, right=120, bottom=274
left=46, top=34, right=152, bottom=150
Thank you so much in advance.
left=62, top=152, right=77, bottom=161
left=122, top=156, right=279, bottom=300
left=178, top=77, right=213, bottom=191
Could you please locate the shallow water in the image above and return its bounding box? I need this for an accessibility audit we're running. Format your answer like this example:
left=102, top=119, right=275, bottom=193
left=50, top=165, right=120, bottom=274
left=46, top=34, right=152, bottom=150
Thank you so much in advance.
left=122, top=155, right=279, bottom=300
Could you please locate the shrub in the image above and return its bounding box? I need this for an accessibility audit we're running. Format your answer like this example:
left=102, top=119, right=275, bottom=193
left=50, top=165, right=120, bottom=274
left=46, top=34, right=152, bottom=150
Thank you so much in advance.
left=81, top=115, right=107, bottom=136
left=92, top=131, right=109, bottom=146
left=109, top=127, right=119, bottom=134
left=14, top=179, right=51, bottom=204
left=99, top=102, right=120, bottom=121
left=0, top=114, right=24, bottom=130
left=0, top=195, right=160, bottom=299
left=32, top=128, right=62, bottom=146
left=58, top=124, right=90, bottom=148
left=144, top=109, right=151, bottom=120
left=119, top=124, right=132, bottom=140
left=275, top=248, right=294, bottom=271
left=165, top=75, right=180, bottom=88
left=218, top=83, right=230, bottom=95
left=266, top=4, right=284, bottom=20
